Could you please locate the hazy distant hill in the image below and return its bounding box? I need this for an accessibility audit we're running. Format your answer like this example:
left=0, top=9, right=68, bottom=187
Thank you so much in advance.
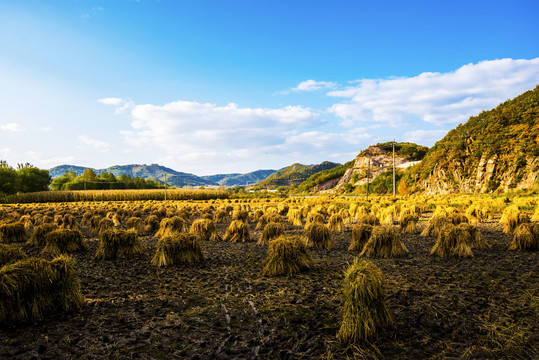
left=254, top=161, right=340, bottom=189
left=49, top=164, right=276, bottom=188
left=401, top=85, right=539, bottom=194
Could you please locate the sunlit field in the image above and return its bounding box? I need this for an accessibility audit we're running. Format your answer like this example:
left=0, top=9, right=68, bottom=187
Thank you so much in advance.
left=0, top=191, right=537, bottom=359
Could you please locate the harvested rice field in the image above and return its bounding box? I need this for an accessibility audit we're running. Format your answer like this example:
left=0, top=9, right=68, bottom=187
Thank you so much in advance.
left=0, top=198, right=537, bottom=359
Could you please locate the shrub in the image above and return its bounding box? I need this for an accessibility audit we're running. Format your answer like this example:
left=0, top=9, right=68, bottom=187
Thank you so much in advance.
left=430, top=224, right=473, bottom=257
left=261, top=235, right=313, bottom=276
left=0, top=244, right=27, bottom=267
left=42, top=229, right=86, bottom=255
left=258, top=222, right=285, bottom=246
left=349, top=223, right=373, bottom=252
left=304, top=223, right=334, bottom=249
left=94, top=229, right=143, bottom=260
left=360, top=225, right=408, bottom=258
left=0, top=222, right=26, bottom=243
left=0, top=255, right=84, bottom=324
left=151, top=233, right=204, bottom=267
left=190, top=218, right=221, bottom=241
left=337, top=258, right=393, bottom=344
left=509, top=223, right=538, bottom=251
left=223, top=220, right=251, bottom=243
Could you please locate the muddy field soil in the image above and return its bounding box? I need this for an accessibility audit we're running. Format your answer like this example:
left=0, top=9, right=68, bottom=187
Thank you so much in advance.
left=1, top=217, right=537, bottom=359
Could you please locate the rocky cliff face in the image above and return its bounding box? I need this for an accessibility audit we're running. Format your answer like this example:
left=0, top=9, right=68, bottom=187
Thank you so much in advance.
left=334, top=146, right=418, bottom=189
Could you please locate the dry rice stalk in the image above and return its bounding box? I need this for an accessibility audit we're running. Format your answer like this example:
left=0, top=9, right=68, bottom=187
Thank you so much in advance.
left=349, top=224, right=373, bottom=252
left=359, top=214, right=379, bottom=227
left=151, top=233, right=204, bottom=267
left=0, top=255, right=84, bottom=324
left=287, top=208, right=303, bottom=226
left=509, top=223, right=538, bottom=251
left=144, top=215, right=160, bottom=235
left=155, top=216, right=189, bottom=238
left=224, top=220, right=251, bottom=243
left=456, top=223, right=490, bottom=250
left=328, top=214, right=345, bottom=233
left=190, top=218, right=221, bottom=241
left=258, top=222, right=285, bottom=246
left=399, top=214, right=419, bottom=234
left=337, top=258, right=393, bottom=344
left=256, top=213, right=282, bottom=231
left=42, top=229, right=86, bottom=255
left=0, top=222, right=26, bottom=243
left=430, top=224, right=473, bottom=258
left=360, top=225, right=408, bottom=258
left=502, top=212, right=530, bottom=234
left=94, top=229, right=143, bottom=260
left=214, top=209, right=229, bottom=224
left=28, top=223, right=58, bottom=247
left=0, top=244, right=27, bottom=267
left=304, top=223, right=334, bottom=249
left=125, top=217, right=145, bottom=235
left=261, top=235, right=313, bottom=277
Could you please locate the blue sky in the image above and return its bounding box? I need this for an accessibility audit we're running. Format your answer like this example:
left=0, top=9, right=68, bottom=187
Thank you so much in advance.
left=1, top=0, right=538, bottom=175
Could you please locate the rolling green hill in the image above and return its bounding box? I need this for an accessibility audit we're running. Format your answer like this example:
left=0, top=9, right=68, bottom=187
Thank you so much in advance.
left=254, top=161, right=340, bottom=189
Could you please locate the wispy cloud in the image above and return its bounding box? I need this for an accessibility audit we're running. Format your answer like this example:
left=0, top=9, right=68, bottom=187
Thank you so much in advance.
left=98, top=97, right=134, bottom=114
left=78, top=135, right=110, bottom=151
left=281, top=79, right=338, bottom=94
left=1, top=123, right=24, bottom=132
left=327, top=58, right=539, bottom=126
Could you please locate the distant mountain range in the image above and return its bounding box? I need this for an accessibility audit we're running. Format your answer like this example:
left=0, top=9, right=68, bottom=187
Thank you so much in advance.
left=48, top=164, right=277, bottom=188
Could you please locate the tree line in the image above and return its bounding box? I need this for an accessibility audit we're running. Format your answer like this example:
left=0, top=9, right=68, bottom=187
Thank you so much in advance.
left=0, top=161, right=51, bottom=195
left=50, top=169, right=165, bottom=191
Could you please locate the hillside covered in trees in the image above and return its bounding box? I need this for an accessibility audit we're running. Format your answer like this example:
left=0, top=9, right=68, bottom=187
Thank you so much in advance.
left=401, top=85, right=539, bottom=194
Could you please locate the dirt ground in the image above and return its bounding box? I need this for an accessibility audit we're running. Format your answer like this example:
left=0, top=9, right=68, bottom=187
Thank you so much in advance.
left=0, top=215, right=537, bottom=359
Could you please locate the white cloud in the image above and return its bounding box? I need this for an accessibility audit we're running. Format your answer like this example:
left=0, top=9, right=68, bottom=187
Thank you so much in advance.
left=78, top=135, right=110, bottom=150
left=1, top=123, right=24, bottom=132
left=280, top=80, right=338, bottom=94
left=402, top=130, right=450, bottom=147
left=0, top=148, right=11, bottom=157
left=328, top=58, right=539, bottom=126
left=98, top=97, right=134, bottom=114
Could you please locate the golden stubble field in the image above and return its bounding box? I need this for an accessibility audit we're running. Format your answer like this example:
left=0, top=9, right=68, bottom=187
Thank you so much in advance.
left=0, top=194, right=537, bottom=359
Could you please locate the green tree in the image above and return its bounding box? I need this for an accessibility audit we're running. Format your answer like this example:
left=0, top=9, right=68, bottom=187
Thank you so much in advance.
left=81, top=168, right=97, bottom=181
left=0, top=161, right=17, bottom=195
left=15, top=165, right=51, bottom=193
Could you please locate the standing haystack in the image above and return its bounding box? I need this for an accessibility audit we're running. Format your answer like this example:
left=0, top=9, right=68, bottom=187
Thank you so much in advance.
left=151, top=233, right=204, bottom=267
left=190, top=218, right=221, bottom=241
left=430, top=224, right=473, bottom=258
left=0, top=222, right=26, bottom=243
left=213, top=209, right=230, bottom=224
left=349, top=223, right=373, bottom=252
left=28, top=223, right=58, bottom=247
left=500, top=209, right=530, bottom=234
left=456, top=223, right=490, bottom=250
left=305, top=223, right=334, bottom=249
left=360, top=225, right=408, bottom=258
left=465, top=205, right=491, bottom=224
left=144, top=215, right=160, bottom=235
left=337, top=258, right=393, bottom=344
left=19, top=215, right=34, bottom=232
left=399, top=214, right=419, bottom=234
left=94, top=229, right=144, bottom=260
left=61, top=214, right=78, bottom=230
left=287, top=208, right=303, bottom=226
left=379, top=206, right=397, bottom=226
left=223, top=220, right=251, bottom=243
left=96, top=218, right=115, bottom=235
left=360, top=214, right=379, bottom=227
left=0, top=255, right=84, bottom=324
left=126, top=217, right=145, bottom=236
left=256, top=213, right=282, bottom=231
left=261, top=235, right=313, bottom=276
left=258, top=222, right=285, bottom=246
left=155, top=216, right=189, bottom=238
left=328, top=213, right=345, bottom=233
left=0, top=244, right=27, bottom=266
left=509, top=223, right=539, bottom=251
left=532, top=206, right=539, bottom=221
left=42, top=229, right=87, bottom=255
left=305, top=212, right=325, bottom=229
left=421, top=212, right=468, bottom=237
